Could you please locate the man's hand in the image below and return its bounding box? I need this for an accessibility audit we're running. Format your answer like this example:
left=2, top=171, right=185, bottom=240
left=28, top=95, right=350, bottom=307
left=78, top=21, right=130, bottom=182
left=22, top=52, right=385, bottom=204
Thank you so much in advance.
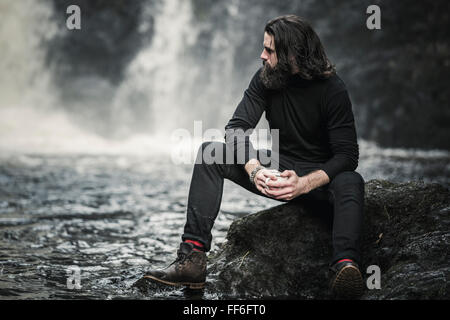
left=244, top=159, right=280, bottom=196
left=265, top=169, right=330, bottom=201
left=253, top=168, right=279, bottom=196
left=245, top=158, right=330, bottom=200
left=264, top=170, right=309, bottom=200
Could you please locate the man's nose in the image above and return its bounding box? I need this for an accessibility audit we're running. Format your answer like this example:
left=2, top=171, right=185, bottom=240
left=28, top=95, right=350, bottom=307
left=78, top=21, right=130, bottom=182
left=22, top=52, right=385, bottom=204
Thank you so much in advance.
left=260, top=50, right=268, bottom=61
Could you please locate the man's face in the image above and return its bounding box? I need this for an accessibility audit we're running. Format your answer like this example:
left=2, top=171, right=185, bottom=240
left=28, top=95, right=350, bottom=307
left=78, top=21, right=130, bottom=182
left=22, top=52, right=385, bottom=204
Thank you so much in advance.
left=260, top=32, right=278, bottom=68
left=259, top=31, right=289, bottom=90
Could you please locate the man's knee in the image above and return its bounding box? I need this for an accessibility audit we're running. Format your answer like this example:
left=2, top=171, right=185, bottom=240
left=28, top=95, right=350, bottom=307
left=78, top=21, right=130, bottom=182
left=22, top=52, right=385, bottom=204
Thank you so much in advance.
left=199, top=141, right=225, bottom=152
left=196, top=141, right=228, bottom=165
left=331, top=172, right=365, bottom=218
left=331, top=171, right=365, bottom=189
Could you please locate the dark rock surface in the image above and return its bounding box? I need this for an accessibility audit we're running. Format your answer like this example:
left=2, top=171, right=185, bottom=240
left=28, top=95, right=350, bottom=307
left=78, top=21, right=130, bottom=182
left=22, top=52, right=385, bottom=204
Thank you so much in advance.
left=206, top=180, right=450, bottom=299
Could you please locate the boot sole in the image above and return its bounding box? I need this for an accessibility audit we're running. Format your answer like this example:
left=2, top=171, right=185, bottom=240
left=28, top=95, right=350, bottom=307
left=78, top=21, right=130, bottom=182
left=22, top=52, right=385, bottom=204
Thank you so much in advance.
left=331, top=265, right=364, bottom=299
left=143, top=275, right=205, bottom=290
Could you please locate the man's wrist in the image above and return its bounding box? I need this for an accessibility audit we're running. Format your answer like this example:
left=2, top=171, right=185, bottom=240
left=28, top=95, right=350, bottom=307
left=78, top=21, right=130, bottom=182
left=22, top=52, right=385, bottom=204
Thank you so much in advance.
left=302, top=176, right=313, bottom=193
left=249, top=165, right=265, bottom=185
left=244, top=158, right=261, bottom=176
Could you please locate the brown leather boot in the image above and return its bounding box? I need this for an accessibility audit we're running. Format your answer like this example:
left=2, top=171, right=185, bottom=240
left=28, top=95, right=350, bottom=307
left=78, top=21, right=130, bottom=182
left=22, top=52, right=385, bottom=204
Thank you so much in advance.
left=144, top=242, right=207, bottom=289
left=329, top=259, right=364, bottom=299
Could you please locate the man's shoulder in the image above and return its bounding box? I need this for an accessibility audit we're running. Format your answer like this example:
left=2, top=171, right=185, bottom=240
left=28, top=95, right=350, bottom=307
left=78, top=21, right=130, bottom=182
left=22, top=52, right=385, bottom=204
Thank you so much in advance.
left=321, top=73, right=348, bottom=98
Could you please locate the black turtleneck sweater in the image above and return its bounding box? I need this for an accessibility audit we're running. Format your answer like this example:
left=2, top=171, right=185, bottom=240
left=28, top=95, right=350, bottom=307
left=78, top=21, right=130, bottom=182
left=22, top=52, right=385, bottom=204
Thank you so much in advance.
left=224, top=68, right=359, bottom=180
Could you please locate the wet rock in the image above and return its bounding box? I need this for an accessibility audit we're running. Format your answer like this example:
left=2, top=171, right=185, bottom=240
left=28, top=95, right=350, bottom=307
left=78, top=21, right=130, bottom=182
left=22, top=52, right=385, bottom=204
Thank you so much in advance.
left=207, top=180, right=450, bottom=299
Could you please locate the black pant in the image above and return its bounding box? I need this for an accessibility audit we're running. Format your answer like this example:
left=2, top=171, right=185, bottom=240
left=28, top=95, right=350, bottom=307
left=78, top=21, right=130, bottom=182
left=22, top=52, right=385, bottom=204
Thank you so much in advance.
left=182, top=141, right=365, bottom=265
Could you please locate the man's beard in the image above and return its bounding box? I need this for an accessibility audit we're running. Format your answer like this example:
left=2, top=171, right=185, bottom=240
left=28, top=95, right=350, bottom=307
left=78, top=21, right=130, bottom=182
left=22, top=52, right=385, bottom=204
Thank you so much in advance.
left=259, top=61, right=290, bottom=90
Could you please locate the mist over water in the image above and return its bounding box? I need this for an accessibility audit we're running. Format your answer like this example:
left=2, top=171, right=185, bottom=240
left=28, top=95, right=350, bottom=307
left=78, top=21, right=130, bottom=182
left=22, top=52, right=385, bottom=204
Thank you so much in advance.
left=0, top=0, right=256, bottom=154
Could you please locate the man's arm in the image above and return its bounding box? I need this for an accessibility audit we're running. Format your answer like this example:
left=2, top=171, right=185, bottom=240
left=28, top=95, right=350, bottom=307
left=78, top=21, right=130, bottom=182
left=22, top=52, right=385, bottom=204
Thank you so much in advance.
left=304, top=169, right=330, bottom=191
left=244, top=158, right=262, bottom=176
left=320, top=89, right=359, bottom=180
left=224, top=68, right=266, bottom=167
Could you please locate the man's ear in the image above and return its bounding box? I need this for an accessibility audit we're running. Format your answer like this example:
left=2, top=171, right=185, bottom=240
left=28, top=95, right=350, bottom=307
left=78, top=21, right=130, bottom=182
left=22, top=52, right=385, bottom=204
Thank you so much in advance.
left=288, top=54, right=300, bottom=74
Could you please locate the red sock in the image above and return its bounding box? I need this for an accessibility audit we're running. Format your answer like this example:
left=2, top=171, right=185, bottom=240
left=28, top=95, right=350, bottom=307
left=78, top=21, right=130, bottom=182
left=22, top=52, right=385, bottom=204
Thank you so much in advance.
left=184, top=239, right=205, bottom=252
left=337, top=259, right=353, bottom=263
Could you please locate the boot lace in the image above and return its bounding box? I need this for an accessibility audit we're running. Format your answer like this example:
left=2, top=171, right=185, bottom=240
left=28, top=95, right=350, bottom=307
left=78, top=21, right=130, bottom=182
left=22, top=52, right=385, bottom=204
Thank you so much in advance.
left=170, top=249, right=191, bottom=266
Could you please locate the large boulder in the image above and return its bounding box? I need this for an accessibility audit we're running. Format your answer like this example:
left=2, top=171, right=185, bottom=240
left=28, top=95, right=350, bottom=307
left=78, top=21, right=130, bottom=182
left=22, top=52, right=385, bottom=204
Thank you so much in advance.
left=206, top=180, right=450, bottom=299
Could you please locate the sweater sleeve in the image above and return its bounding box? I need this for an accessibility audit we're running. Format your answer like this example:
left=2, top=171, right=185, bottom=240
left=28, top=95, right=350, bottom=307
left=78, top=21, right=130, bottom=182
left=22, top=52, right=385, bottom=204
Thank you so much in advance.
left=224, top=68, right=267, bottom=164
left=320, top=89, right=359, bottom=180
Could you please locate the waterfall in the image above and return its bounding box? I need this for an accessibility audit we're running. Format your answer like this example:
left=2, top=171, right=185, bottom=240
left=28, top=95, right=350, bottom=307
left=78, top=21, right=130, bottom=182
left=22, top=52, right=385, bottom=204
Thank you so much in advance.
left=0, top=0, right=82, bottom=154
left=0, top=0, right=56, bottom=110
left=2, top=0, right=446, bottom=156
left=0, top=0, right=253, bottom=154
left=114, top=0, right=255, bottom=136
left=0, top=0, right=196, bottom=154
left=113, top=0, right=199, bottom=135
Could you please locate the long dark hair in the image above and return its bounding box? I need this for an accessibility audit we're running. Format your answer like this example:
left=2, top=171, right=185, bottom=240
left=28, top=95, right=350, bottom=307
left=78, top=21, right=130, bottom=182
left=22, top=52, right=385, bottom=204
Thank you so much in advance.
left=264, top=15, right=336, bottom=80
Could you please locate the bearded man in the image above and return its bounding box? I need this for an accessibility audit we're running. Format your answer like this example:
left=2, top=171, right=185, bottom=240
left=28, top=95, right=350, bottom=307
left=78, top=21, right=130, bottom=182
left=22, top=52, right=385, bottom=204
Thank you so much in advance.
left=145, top=15, right=365, bottom=298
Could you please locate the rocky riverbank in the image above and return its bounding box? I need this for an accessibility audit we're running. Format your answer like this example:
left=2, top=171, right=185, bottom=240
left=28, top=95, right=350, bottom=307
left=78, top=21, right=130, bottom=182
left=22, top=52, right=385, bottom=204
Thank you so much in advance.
left=205, top=180, right=449, bottom=299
